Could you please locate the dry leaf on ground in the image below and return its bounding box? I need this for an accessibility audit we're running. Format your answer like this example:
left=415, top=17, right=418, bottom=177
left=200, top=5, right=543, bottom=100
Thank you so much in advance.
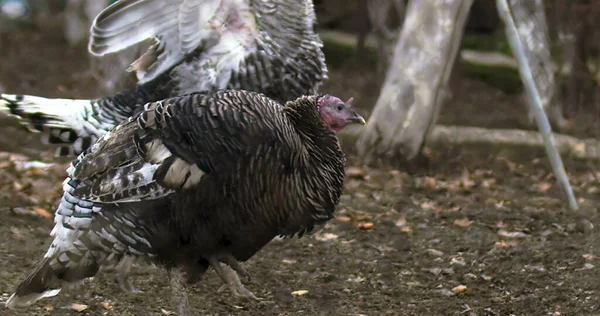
left=291, top=290, right=309, bottom=296
left=395, top=218, right=407, bottom=227
left=100, top=302, right=113, bottom=310
left=314, top=233, right=339, bottom=241
left=346, top=167, right=366, bottom=178
left=498, top=230, right=528, bottom=238
left=494, top=241, right=520, bottom=248
left=71, top=303, right=88, bottom=312
left=452, top=285, right=467, bottom=294
left=33, top=207, right=53, bottom=219
left=454, top=218, right=473, bottom=227
left=357, top=223, right=374, bottom=230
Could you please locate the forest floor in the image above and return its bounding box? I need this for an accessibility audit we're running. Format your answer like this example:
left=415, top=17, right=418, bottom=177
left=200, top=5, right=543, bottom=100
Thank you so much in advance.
left=0, top=18, right=599, bottom=316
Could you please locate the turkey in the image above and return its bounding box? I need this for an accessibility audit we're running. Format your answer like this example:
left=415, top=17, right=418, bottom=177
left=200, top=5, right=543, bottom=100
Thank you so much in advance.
left=4, top=89, right=365, bottom=315
left=0, top=0, right=327, bottom=157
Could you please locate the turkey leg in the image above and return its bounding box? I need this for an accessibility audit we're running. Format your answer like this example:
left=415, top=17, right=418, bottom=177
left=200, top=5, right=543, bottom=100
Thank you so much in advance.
left=168, top=267, right=192, bottom=316
left=208, top=256, right=261, bottom=300
left=217, top=253, right=252, bottom=281
left=114, top=255, right=141, bottom=293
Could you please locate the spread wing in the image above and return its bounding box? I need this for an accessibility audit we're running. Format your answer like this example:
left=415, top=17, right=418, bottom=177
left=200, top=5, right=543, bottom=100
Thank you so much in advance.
left=87, top=0, right=327, bottom=101
left=88, top=0, right=214, bottom=83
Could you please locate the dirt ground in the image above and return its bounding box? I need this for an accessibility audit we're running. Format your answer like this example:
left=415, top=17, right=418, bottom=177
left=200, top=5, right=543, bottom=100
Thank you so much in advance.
left=0, top=18, right=599, bottom=316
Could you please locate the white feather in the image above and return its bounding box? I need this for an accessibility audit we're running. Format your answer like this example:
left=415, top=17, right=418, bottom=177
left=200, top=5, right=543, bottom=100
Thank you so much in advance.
left=163, top=157, right=205, bottom=189
left=0, top=94, right=105, bottom=136
left=5, top=289, right=61, bottom=309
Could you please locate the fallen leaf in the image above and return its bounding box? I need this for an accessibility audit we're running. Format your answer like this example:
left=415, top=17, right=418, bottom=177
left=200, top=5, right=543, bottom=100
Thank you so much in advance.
left=494, top=241, right=520, bottom=248
left=71, top=303, right=88, bottom=312
left=13, top=182, right=23, bottom=191
left=497, top=230, right=528, bottom=239
left=420, top=201, right=436, bottom=210
left=426, top=249, right=444, bottom=257
left=450, top=257, right=466, bottom=266
left=452, top=285, right=467, bottom=294
left=482, top=179, right=496, bottom=188
left=33, top=207, right=53, bottom=219
left=586, top=186, right=600, bottom=194
left=161, top=308, right=175, bottom=315
left=353, top=192, right=368, bottom=199
left=347, top=276, right=366, bottom=283
left=418, top=177, right=437, bottom=190
left=100, top=302, right=113, bottom=310
left=336, top=216, right=352, bottom=223
left=291, top=290, right=309, bottom=296
left=535, top=182, right=552, bottom=192
left=582, top=254, right=596, bottom=261
left=395, top=218, right=407, bottom=227
left=357, top=223, right=374, bottom=230
left=11, top=207, right=37, bottom=216
left=346, top=167, right=366, bottom=178
left=460, top=169, right=476, bottom=190
left=350, top=212, right=372, bottom=222
left=400, top=226, right=412, bottom=233
left=10, top=227, right=23, bottom=239
left=454, top=218, right=473, bottom=228
left=314, top=233, right=339, bottom=241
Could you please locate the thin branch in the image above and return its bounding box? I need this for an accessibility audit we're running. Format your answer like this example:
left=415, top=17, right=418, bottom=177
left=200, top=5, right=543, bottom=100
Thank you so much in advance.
left=497, top=0, right=578, bottom=210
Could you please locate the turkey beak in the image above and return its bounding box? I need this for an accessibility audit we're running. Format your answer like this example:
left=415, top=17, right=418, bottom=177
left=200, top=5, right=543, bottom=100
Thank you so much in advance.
left=348, top=111, right=366, bottom=126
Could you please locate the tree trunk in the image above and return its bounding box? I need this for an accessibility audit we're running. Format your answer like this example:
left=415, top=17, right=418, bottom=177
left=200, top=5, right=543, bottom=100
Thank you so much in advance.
left=357, top=0, right=474, bottom=163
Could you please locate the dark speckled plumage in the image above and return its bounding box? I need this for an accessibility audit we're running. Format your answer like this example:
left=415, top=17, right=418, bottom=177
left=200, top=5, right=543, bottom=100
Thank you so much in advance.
left=5, top=90, right=346, bottom=311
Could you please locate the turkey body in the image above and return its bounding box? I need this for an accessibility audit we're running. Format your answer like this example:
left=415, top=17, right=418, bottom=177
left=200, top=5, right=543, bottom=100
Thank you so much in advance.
left=0, top=0, right=327, bottom=157
left=5, top=90, right=352, bottom=314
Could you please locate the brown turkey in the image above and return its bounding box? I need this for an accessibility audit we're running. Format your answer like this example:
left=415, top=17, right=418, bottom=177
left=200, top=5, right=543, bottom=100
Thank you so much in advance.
left=5, top=89, right=365, bottom=315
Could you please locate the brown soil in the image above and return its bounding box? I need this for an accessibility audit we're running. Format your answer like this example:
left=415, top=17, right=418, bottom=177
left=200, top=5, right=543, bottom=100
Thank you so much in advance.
left=0, top=18, right=599, bottom=316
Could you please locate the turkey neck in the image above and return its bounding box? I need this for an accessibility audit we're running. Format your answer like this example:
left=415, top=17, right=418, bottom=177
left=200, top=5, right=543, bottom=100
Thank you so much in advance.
left=283, top=96, right=346, bottom=223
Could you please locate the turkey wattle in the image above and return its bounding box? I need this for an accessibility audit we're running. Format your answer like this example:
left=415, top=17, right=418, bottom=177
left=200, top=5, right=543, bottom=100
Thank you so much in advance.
left=5, top=90, right=365, bottom=315
left=0, top=0, right=327, bottom=157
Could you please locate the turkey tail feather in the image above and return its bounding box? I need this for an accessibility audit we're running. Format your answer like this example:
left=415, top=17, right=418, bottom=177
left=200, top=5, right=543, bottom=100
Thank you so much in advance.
left=5, top=258, right=61, bottom=309
left=0, top=94, right=100, bottom=156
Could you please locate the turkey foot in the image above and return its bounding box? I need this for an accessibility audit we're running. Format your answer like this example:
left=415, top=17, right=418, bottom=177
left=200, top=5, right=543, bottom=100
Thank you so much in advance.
left=208, top=257, right=261, bottom=301
left=217, top=253, right=252, bottom=281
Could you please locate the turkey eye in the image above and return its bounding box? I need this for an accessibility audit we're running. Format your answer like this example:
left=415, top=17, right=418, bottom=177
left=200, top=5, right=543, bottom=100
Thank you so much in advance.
left=336, top=105, right=343, bottom=111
